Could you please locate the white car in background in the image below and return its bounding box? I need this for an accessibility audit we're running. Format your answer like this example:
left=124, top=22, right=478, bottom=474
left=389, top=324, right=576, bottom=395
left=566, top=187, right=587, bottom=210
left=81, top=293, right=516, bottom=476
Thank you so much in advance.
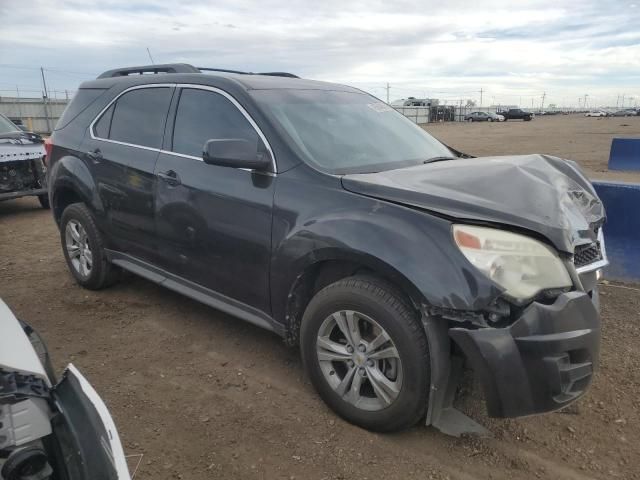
left=584, top=110, right=608, bottom=117
left=0, top=299, right=131, bottom=480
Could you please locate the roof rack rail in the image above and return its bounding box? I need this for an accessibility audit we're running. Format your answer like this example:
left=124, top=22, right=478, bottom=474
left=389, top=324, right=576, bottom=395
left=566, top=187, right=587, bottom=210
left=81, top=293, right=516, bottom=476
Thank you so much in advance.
left=197, top=67, right=251, bottom=75
left=97, top=63, right=300, bottom=80
left=259, top=72, right=299, bottom=78
left=198, top=67, right=299, bottom=79
left=97, top=63, right=200, bottom=79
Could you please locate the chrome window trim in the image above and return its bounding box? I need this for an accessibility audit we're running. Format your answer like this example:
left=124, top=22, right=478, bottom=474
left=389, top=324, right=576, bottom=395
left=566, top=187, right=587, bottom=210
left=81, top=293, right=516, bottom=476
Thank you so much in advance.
left=89, top=82, right=278, bottom=173
left=575, top=229, right=609, bottom=274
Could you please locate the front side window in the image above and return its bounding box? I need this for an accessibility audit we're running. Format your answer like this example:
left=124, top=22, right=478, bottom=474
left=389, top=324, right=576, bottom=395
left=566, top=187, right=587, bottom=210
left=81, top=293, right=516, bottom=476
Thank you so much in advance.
left=172, top=88, right=258, bottom=158
left=101, top=87, right=172, bottom=149
left=251, top=89, right=452, bottom=174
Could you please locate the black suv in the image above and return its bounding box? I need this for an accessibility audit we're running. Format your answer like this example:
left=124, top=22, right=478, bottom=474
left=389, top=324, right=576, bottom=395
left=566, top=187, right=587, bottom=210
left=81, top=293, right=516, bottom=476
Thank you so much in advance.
left=48, top=64, right=607, bottom=434
left=499, top=108, right=533, bottom=121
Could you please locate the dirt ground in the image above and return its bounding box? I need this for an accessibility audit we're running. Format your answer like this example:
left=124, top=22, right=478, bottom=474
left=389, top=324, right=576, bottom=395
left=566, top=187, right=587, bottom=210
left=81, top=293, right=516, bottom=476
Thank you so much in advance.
left=1, top=115, right=640, bottom=479
left=423, top=114, right=640, bottom=182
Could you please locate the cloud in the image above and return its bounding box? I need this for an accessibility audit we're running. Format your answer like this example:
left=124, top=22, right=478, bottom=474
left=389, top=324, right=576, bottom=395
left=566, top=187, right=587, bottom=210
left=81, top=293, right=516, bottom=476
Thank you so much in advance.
left=0, top=0, right=638, bottom=106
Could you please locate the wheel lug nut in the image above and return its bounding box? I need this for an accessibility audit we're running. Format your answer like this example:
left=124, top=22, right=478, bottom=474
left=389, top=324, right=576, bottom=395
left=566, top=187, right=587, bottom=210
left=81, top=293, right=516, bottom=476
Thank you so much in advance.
left=367, top=359, right=374, bottom=367
left=346, top=345, right=354, bottom=353
left=358, top=367, right=366, bottom=375
left=348, top=360, right=354, bottom=367
left=357, top=344, right=366, bottom=352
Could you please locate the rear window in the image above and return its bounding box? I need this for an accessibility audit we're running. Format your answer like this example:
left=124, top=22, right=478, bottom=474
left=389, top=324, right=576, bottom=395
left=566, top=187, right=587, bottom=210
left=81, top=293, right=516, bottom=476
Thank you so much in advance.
left=108, top=88, right=172, bottom=149
left=54, top=89, right=107, bottom=131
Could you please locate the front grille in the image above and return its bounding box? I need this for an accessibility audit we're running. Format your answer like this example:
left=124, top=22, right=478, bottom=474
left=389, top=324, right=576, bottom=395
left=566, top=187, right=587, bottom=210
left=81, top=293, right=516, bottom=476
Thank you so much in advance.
left=574, top=241, right=603, bottom=268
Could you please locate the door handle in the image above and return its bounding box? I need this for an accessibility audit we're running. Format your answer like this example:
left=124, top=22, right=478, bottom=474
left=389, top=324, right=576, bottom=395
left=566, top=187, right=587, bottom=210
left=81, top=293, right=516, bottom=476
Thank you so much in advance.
left=157, top=170, right=181, bottom=186
left=86, top=148, right=103, bottom=163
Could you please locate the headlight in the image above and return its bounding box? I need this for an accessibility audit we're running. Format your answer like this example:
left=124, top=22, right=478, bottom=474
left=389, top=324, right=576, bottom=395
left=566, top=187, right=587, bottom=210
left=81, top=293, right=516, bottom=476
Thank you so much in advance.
left=452, top=225, right=572, bottom=301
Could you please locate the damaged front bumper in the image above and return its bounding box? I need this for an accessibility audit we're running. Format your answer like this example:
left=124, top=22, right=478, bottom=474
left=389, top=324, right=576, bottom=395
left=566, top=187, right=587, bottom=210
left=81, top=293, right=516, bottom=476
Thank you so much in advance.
left=449, top=291, right=600, bottom=418
left=0, top=149, right=48, bottom=202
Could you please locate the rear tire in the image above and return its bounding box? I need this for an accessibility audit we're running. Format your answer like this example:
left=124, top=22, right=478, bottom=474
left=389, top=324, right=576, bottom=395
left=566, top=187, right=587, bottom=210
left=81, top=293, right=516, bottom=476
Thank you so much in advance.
left=60, top=203, right=120, bottom=290
left=38, top=194, right=50, bottom=209
left=300, top=276, right=430, bottom=432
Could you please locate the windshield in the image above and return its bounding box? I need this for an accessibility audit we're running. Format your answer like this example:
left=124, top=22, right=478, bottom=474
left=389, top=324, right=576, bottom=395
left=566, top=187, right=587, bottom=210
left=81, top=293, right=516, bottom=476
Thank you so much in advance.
left=251, top=89, right=453, bottom=174
left=0, top=115, right=20, bottom=135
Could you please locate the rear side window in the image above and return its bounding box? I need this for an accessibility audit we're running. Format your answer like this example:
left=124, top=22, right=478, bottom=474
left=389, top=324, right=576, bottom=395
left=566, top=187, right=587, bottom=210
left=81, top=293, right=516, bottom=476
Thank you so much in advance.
left=107, top=88, right=172, bottom=149
left=55, top=88, right=107, bottom=131
left=94, top=104, right=114, bottom=138
left=172, top=88, right=258, bottom=158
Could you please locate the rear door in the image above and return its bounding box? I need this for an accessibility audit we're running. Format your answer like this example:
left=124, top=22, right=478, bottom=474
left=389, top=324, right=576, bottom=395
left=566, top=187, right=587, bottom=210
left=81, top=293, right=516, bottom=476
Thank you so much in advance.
left=154, top=85, right=275, bottom=314
left=85, top=85, right=174, bottom=263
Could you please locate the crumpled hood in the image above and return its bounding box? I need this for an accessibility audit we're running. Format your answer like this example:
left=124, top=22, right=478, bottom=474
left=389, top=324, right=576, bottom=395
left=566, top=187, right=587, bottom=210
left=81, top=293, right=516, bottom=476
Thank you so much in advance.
left=341, top=154, right=605, bottom=253
left=0, top=134, right=47, bottom=163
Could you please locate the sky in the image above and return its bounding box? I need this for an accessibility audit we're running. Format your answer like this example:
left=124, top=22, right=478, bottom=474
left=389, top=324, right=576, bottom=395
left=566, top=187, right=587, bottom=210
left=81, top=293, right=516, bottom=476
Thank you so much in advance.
left=1, top=0, right=639, bottom=108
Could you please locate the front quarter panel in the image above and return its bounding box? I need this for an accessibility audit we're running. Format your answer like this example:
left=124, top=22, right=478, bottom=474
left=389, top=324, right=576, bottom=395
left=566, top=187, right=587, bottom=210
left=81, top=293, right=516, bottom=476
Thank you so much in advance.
left=270, top=166, right=503, bottom=324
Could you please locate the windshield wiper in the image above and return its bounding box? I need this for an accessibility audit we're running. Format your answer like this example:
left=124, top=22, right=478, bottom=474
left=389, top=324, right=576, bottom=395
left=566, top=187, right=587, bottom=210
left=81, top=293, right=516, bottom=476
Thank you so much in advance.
left=423, top=156, right=457, bottom=164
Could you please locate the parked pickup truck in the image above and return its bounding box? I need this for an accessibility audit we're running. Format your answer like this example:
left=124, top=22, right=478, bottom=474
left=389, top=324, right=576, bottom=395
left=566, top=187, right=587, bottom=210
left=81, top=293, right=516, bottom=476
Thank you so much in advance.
left=0, top=114, right=49, bottom=208
left=499, top=108, right=533, bottom=121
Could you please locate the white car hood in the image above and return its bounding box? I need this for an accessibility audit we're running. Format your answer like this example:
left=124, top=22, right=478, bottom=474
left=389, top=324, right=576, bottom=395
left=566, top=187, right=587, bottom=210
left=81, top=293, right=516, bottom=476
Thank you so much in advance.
left=0, top=298, right=50, bottom=386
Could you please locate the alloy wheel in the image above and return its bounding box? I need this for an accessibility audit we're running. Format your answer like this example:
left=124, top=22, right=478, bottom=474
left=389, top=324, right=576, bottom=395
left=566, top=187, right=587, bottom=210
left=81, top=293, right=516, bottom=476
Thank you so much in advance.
left=65, top=220, right=93, bottom=278
left=316, top=310, right=403, bottom=411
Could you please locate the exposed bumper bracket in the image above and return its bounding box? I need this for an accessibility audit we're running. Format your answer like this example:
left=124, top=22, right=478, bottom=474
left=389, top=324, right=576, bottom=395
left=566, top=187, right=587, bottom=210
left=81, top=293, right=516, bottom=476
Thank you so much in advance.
left=423, top=314, right=491, bottom=437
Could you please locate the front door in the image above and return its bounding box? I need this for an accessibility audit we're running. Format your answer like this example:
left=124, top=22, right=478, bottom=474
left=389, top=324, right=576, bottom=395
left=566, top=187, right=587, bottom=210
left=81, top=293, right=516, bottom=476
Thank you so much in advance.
left=154, top=86, right=275, bottom=314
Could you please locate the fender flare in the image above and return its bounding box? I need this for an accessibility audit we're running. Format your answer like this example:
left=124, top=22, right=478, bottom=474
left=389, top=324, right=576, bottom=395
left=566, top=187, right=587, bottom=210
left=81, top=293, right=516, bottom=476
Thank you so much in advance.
left=49, top=155, right=105, bottom=222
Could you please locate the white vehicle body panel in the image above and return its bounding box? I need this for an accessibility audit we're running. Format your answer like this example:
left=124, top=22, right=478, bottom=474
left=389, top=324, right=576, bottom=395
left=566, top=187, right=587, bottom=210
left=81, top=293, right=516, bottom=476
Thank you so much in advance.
left=64, top=364, right=132, bottom=480
left=0, top=298, right=50, bottom=386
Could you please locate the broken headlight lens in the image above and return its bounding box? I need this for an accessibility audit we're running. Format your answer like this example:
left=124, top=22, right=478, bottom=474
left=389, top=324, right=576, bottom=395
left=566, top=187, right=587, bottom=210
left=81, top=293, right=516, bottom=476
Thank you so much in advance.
left=452, top=225, right=572, bottom=301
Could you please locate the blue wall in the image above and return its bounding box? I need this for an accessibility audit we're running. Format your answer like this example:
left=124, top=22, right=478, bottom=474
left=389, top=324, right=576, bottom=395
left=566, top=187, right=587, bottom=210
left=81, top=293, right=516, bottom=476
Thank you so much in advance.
left=608, top=138, right=640, bottom=172
left=593, top=181, right=640, bottom=282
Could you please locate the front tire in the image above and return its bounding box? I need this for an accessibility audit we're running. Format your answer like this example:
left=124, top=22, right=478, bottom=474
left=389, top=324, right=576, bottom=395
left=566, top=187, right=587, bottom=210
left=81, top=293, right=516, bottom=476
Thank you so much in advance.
left=60, top=203, right=119, bottom=290
left=300, top=276, right=430, bottom=432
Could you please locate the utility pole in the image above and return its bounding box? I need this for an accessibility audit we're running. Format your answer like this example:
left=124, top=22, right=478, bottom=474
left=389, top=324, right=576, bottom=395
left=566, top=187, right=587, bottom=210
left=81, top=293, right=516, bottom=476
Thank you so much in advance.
left=621, top=93, right=625, bottom=108
left=584, top=94, right=588, bottom=109
left=479, top=88, right=483, bottom=107
left=15, top=86, right=22, bottom=119
left=385, top=82, right=390, bottom=104
left=40, top=67, right=51, bottom=133
left=616, top=95, right=619, bottom=109
left=541, top=92, right=546, bottom=112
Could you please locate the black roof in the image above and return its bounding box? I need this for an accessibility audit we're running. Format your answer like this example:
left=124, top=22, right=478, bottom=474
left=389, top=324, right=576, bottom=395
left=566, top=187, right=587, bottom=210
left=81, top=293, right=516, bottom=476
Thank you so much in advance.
left=81, top=63, right=358, bottom=93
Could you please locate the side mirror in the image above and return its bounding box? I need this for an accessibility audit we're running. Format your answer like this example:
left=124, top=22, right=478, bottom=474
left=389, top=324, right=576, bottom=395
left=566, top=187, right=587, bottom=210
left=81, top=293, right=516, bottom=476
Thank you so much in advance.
left=202, top=138, right=271, bottom=171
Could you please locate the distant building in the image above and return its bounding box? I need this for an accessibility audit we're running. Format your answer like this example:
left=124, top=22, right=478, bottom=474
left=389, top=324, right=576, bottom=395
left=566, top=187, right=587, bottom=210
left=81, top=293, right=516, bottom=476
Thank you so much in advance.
left=391, top=97, right=439, bottom=107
